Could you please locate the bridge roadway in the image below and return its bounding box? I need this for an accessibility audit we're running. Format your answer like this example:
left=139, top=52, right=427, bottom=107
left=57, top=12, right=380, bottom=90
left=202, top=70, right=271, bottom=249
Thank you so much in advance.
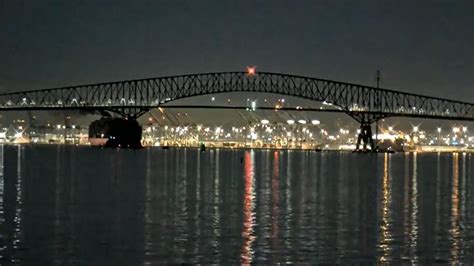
left=0, top=71, right=472, bottom=149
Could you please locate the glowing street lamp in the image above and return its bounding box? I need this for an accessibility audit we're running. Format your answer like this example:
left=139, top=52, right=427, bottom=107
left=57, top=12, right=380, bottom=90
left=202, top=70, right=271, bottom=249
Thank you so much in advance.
left=462, top=126, right=468, bottom=133
left=311, top=120, right=320, bottom=125
left=287, top=120, right=295, bottom=125
left=261, top=119, right=270, bottom=125
left=413, top=126, right=419, bottom=132
left=388, top=126, right=393, bottom=131
left=437, top=127, right=441, bottom=133
left=453, top=127, right=460, bottom=133
left=298, top=120, right=307, bottom=124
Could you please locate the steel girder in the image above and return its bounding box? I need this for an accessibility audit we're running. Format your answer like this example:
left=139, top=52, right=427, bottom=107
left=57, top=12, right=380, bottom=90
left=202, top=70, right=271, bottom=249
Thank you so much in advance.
left=0, top=71, right=472, bottom=121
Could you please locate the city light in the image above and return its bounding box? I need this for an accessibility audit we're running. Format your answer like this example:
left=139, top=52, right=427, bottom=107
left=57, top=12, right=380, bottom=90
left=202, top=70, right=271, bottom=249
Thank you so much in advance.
left=251, top=100, right=257, bottom=111
left=250, top=132, right=258, bottom=140
left=3, top=115, right=473, bottom=150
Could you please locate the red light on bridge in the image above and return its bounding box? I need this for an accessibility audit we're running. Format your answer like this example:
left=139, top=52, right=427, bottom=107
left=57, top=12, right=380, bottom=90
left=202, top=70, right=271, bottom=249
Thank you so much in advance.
left=246, top=66, right=256, bottom=75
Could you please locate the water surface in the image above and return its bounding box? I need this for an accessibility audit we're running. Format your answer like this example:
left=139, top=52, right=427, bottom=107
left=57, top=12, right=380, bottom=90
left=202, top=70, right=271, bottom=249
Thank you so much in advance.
left=0, top=145, right=473, bottom=264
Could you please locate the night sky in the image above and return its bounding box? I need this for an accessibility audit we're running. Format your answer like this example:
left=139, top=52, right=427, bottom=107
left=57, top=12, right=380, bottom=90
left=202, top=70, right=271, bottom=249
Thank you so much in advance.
left=0, top=1, right=473, bottom=106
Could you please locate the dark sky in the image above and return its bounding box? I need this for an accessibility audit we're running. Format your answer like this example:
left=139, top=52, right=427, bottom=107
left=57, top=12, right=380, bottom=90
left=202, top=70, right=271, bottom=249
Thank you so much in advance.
left=1, top=0, right=473, bottom=103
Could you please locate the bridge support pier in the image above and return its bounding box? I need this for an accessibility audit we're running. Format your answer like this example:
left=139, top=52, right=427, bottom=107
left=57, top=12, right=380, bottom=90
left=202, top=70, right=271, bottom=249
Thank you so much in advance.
left=349, top=113, right=387, bottom=152
left=355, top=123, right=376, bottom=151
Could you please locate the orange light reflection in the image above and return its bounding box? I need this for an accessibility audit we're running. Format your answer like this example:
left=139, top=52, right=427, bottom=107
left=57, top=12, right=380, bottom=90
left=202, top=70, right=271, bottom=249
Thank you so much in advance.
left=450, top=153, right=460, bottom=263
left=241, top=151, right=256, bottom=264
left=271, top=152, right=280, bottom=244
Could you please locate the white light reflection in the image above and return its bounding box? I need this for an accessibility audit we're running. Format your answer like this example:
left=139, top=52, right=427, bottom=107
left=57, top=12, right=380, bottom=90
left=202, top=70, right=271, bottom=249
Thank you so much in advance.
left=409, top=152, right=419, bottom=264
left=0, top=145, right=4, bottom=258
left=241, top=150, right=256, bottom=264
left=378, top=153, right=392, bottom=263
left=12, top=146, right=23, bottom=262
left=284, top=151, right=293, bottom=262
left=212, top=150, right=220, bottom=262
left=144, top=149, right=153, bottom=260
left=434, top=152, right=442, bottom=259
left=193, top=150, right=202, bottom=257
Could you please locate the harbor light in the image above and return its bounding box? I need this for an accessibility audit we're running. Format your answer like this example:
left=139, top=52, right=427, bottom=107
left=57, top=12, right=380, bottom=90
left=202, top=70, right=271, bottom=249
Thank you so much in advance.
left=251, top=132, right=258, bottom=140
left=251, top=100, right=257, bottom=111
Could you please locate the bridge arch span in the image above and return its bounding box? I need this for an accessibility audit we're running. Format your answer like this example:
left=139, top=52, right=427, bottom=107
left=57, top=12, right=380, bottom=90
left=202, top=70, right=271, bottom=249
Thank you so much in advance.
left=0, top=71, right=471, bottom=122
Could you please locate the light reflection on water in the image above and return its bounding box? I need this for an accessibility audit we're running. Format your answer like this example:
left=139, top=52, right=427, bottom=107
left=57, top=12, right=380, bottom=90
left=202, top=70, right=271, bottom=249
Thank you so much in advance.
left=0, top=145, right=473, bottom=264
left=241, top=150, right=256, bottom=264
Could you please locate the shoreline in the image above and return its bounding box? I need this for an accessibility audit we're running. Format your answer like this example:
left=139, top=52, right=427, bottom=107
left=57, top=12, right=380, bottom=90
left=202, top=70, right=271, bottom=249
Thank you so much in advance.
left=2, top=142, right=473, bottom=153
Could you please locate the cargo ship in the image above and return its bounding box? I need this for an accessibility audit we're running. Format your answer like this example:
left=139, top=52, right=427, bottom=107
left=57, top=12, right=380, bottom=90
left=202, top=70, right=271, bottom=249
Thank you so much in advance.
left=88, top=117, right=143, bottom=148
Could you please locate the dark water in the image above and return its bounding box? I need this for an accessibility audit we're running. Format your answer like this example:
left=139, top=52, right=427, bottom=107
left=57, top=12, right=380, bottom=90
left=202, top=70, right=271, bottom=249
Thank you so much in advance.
left=0, top=145, right=473, bottom=264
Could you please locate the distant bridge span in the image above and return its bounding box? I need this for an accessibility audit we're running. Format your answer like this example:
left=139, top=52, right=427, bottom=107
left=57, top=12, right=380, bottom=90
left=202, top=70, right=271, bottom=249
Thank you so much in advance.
left=0, top=71, right=472, bottom=124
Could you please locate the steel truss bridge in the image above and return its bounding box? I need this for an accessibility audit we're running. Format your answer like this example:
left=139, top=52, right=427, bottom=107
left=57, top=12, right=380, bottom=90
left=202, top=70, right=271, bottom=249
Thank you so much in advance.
left=0, top=71, right=472, bottom=124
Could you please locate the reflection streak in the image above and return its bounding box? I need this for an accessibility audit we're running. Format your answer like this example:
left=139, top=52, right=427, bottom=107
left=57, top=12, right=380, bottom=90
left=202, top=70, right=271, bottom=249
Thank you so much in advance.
left=271, top=151, right=280, bottom=257
left=450, top=153, right=460, bottom=263
left=379, top=153, right=392, bottom=262
left=0, top=145, right=4, bottom=259
left=409, top=152, right=418, bottom=264
left=241, top=151, right=256, bottom=264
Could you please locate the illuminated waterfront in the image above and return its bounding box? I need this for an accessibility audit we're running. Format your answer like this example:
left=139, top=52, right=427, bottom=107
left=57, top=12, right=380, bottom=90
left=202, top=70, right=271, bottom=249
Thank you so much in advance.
left=0, top=119, right=473, bottom=152
left=0, top=145, right=473, bottom=264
